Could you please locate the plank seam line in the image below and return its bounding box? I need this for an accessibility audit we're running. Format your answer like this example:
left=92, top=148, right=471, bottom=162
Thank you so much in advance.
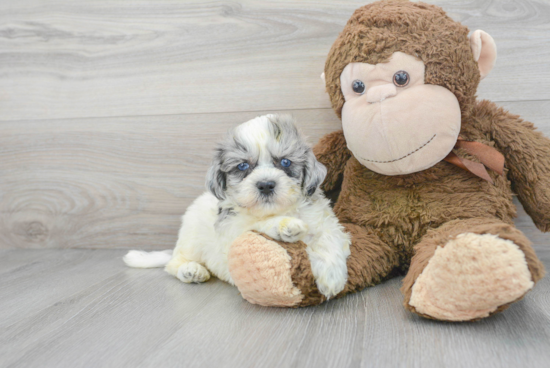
left=2, top=99, right=549, bottom=123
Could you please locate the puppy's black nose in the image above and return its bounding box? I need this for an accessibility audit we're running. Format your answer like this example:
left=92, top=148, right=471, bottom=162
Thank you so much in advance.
left=256, top=181, right=276, bottom=195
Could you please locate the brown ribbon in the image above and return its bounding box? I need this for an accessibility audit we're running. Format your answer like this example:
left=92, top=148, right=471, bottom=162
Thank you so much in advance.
left=443, top=138, right=505, bottom=184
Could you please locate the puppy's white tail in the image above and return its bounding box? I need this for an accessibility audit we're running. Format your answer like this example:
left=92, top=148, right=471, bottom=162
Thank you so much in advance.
left=123, top=250, right=173, bottom=268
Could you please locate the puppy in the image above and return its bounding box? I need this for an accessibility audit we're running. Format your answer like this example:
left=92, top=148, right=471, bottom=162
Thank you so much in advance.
left=124, top=114, right=351, bottom=299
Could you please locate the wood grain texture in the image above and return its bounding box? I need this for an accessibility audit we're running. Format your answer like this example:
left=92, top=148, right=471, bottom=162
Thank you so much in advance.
left=2, top=1, right=550, bottom=366
left=0, top=213, right=549, bottom=368
left=0, top=0, right=549, bottom=121
left=2, top=101, right=549, bottom=250
left=0, top=109, right=342, bottom=249
left=2, top=0, right=550, bottom=250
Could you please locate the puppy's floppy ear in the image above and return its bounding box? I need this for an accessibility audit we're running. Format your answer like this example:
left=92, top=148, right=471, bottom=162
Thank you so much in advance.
left=206, top=152, right=226, bottom=200
left=302, top=148, right=327, bottom=196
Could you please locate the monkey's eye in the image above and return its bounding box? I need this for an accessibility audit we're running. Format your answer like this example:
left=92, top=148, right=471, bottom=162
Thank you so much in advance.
left=237, top=162, right=249, bottom=171
left=280, top=158, right=291, bottom=167
left=352, top=80, right=365, bottom=94
left=393, top=71, right=410, bottom=87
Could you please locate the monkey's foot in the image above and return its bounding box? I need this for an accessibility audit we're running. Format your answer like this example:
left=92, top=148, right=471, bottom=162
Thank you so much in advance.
left=409, top=233, right=534, bottom=321
left=228, top=231, right=325, bottom=307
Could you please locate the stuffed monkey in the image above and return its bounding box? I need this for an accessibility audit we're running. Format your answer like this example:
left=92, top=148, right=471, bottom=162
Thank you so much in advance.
left=227, top=0, right=548, bottom=321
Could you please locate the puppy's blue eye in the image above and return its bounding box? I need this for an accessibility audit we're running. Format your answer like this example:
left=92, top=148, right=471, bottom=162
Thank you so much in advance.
left=237, top=162, right=249, bottom=171
left=280, top=158, right=291, bottom=167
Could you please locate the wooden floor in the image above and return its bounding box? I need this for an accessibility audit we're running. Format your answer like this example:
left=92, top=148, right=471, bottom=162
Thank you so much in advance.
left=2, top=0, right=550, bottom=367
left=1, top=202, right=550, bottom=368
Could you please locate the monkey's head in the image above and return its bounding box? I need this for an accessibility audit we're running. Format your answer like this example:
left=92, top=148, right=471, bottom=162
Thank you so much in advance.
left=324, top=0, right=497, bottom=175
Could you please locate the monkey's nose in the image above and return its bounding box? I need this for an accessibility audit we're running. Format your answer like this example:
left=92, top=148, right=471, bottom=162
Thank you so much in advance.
left=366, top=84, right=397, bottom=103
left=256, top=181, right=276, bottom=195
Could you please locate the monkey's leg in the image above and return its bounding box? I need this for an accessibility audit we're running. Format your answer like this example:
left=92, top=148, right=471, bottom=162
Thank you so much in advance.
left=336, top=223, right=399, bottom=296
left=402, top=218, right=545, bottom=321
left=228, top=224, right=398, bottom=307
left=228, top=232, right=319, bottom=307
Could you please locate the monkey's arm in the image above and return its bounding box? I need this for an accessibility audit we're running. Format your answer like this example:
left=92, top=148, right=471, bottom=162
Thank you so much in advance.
left=490, top=103, right=550, bottom=232
left=313, top=130, right=351, bottom=192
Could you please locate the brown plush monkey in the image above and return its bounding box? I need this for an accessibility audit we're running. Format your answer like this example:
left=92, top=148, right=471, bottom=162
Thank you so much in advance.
left=227, top=0, right=548, bottom=321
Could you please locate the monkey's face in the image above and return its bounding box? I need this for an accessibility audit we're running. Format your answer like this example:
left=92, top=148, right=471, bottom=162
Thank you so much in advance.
left=340, top=52, right=461, bottom=175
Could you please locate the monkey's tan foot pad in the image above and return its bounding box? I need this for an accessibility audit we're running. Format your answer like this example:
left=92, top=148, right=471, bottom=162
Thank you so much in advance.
left=228, top=231, right=325, bottom=308
left=409, top=233, right=534, bottom=321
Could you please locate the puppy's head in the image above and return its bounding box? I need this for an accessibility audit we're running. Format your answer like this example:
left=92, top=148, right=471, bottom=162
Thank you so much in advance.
left=206, top=114, right=326, bottom=215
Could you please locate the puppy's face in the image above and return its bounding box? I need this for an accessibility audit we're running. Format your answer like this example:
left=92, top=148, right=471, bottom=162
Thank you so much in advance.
left=206, top=115, right=326, bottom=215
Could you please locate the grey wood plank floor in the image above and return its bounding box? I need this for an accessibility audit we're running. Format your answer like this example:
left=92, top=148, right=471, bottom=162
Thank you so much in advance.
left=1, top=0, right=549, bottom=121
left=2, top=0, right=550, bottom=367
left=1, top=200, right=550, bottom=368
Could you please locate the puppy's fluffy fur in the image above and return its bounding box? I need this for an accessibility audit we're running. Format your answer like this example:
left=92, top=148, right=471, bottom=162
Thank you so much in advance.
left=124, top=115, right=351, bottom=298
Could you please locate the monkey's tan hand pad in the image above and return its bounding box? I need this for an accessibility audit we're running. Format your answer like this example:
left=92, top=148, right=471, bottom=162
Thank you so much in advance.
left=409, top=233, right=534, bottom=321
left=228, top=231, right=325, bottom=308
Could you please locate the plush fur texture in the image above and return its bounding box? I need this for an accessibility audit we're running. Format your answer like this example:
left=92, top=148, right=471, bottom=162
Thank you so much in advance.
left=400, top=217, right=545, bottom=320
left=409, top=232, right=534, bottom=321
left=324, top=0, right=480, bottom=119
left=124, top=114, right=351, bottom=300
left=229, top=231, right=305, bottom=307
left=339, top=51, right=462, bottom=175
left=320, top=1, right=547, bottom=320
left=231, top=231, right=329, bottom=307
left=227, top=0, right=548, bottom=321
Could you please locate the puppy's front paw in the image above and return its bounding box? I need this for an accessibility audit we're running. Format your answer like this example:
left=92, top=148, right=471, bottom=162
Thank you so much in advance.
left=176, top=262, right=211, bottom=283
left=315, top=266, right=348, bottom=299
left=309, top=254, right=348, bottom=299
left=279, top=218, right=308, bottom=243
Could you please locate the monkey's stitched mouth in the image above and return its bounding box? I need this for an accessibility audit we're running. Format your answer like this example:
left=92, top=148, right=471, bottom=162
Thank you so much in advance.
left=359, top=134, right=437, bottom=163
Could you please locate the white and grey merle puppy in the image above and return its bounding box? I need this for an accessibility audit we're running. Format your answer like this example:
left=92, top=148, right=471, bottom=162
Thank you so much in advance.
left=124, top=114, right=351, bottom=299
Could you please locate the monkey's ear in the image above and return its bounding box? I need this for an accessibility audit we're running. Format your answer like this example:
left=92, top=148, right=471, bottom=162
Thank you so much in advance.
left=469, top=30, right=497, bottom=80
left=320, top=72, right=325, bottom=83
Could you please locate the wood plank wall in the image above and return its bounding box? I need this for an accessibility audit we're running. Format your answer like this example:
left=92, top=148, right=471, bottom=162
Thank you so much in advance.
left=1, top=0, right=549, bottom=249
